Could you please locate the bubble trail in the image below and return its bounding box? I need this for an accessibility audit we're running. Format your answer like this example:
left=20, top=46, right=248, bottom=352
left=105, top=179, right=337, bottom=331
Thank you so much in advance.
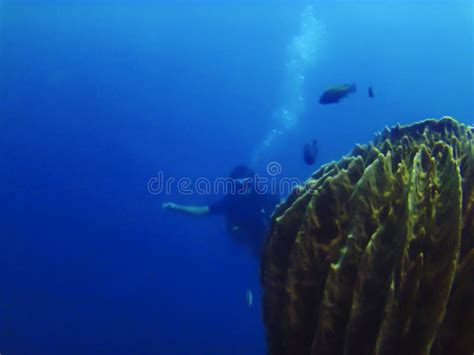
left=251, top=5, right=325, bottom=168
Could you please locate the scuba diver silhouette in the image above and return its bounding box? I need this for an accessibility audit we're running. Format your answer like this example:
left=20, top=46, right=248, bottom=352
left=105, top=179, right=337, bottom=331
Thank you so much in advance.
left=162, top=165, right=279, bottom=258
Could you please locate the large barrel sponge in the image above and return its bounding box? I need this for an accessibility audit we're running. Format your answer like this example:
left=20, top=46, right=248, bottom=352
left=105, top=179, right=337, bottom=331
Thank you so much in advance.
left=261, top=117, right=474, bottom=355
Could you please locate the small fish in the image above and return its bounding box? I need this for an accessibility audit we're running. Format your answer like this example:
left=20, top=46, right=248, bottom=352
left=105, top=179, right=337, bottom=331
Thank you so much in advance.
left=319, top=83, right=357, bottom=104
left=368, top=86, right=374, bottom=98
left=303, top=140, right=318, bottom=165
left=246, top=289, right=253, bottom=308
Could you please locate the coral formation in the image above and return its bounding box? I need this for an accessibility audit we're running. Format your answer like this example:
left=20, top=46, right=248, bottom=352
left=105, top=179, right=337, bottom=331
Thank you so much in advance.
left=261, top=117, right=474, bottom=355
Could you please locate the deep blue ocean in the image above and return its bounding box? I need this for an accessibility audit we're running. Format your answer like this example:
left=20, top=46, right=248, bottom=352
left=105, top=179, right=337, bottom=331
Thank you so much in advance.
left=1, top=1, right=473, bottom=354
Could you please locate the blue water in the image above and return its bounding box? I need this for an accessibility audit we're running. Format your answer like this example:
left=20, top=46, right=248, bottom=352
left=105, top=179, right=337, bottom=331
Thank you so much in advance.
left=1, top=1, right=472, bottom=354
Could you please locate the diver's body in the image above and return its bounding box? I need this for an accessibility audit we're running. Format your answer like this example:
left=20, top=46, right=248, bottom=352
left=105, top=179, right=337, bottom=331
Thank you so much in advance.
left=162, top=165, right=279, bottom=258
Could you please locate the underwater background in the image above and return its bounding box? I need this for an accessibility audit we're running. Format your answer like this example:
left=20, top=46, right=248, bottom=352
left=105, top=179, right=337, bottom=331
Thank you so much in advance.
left=0, top=1, right=472, bottom=354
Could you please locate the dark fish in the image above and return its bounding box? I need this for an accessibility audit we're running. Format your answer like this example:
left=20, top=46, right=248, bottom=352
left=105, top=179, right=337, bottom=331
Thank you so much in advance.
left=319, top=83, right=357, bottom=104
left=368, top=86, right=374, bottom=98
left=303, top=140, right=318, bottom=165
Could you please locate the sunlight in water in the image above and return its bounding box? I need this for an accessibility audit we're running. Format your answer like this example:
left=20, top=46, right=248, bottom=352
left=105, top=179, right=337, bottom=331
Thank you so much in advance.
left=252, top=5, right=325, bottom=167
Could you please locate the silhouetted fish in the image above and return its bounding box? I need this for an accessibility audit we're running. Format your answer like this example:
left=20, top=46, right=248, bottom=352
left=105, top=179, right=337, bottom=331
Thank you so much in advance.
left=368, top=86, right=374, bottom=98
left=303, top=140, right=318, bottom=165
left=319, top=84, right=357, bottom=104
